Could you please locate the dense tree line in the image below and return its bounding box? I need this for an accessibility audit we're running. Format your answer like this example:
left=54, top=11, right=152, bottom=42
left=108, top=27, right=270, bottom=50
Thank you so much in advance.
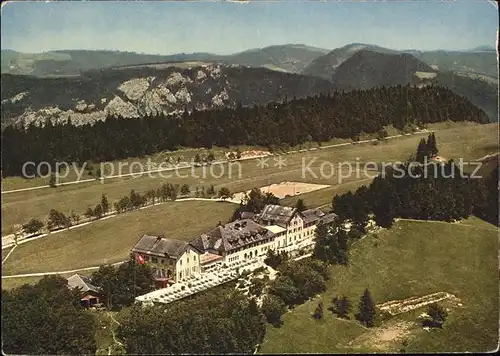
left=2, top=276, right=97, bottom=355
left=232, top=187, right=280, bottom=221
left=116, top=287, right=265, bottom=354
left=17, top=181, right=231, bottom=236
left=333, top=160, right=485, bottom=228
left=91, top=255, right=155, bottom=311
left=328, top=132, right=496, bottom=227
left=473, top=160, right=499, bottom=226
left=2, top=85, right=488, bottom=177
left=263, top=249, right=290, bottom=270
left=268, top=259, right=329, bottom=308
left=313, top=220, right=353, bottom=265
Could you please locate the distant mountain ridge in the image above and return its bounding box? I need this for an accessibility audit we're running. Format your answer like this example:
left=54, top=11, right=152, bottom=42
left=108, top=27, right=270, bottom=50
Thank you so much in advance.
left=1, top=43, right=497, bottom=126
left=301, top=44, right=497, bottom=121
left=1, top=44, right=330, bottom=77
left=301, top=43, right=498, bottom=79
left=3, top=43, right=496, bottom=78
left=323, top=49, right=497, bottom=120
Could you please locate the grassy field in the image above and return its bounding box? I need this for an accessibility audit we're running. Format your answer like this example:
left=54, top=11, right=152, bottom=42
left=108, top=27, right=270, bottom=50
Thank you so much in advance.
left=2, top=200, right=236, bottom=275
left=261, top=218, right=498, bottom=353
left=0, top=144, right=273, bottom=191
left=2, top=122, right=497, bottom=234
left=0, top=121, right=475, bottom=192
left=1, top=139, right=359, bottom=192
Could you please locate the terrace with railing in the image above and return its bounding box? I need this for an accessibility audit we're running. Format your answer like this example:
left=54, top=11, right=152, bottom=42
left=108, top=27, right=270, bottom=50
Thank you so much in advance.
left=136, top=257, right=264, bottom=305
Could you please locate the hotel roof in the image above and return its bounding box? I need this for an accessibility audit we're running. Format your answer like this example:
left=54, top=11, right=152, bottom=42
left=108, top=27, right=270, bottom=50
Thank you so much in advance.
left=200, top=252, right=224, bottom=265
left=132, top=235, right=192, bottom=259
left=301, top=208, right=326, bottom=224
left=67, top=274, right=100, bottom=294
left=263, top=225, right=287, bottom=234
left=190, top=219, right=275, bottom=254
left=255, top=204, right=297, bottom=227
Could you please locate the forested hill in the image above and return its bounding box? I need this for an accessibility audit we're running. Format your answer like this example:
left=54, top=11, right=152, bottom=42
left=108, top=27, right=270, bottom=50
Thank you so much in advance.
left=0, top=64, right=333, bottom=128
left=1, top=85, right=489, bottom=177
left=331, top=50, right=436, bottom=91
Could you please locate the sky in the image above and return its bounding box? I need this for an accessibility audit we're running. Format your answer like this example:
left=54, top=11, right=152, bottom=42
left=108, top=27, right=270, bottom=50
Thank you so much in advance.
left=1, top=0, right=498, bottom=55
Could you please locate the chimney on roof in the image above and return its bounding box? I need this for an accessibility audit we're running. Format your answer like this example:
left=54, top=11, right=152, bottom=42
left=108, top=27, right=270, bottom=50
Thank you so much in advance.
left=242, top=221, right=247, bottom=227
left=156, top=235, right=164, bottom=242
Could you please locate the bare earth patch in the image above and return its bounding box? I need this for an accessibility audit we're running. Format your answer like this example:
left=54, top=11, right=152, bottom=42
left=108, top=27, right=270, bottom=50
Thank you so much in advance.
left=224, top=149, right=272, bottom=160
left=377, top=292, right=461, bottom=316
left=229, top=181, right=330, bottom=203
left=348, top=321, right=416, bottom=351
left=415, top=71, right=438, bottom=79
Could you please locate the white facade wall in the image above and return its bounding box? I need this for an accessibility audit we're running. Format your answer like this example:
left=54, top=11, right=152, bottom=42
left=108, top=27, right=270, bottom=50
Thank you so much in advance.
left=286, top=214, right=304, bottom=247
left=299, top=224, right=317, bottom=250
left=175, top=246, right=201, bottom=281
left=274, top=214, right=319, bottom=254
left=224, top=236, right=276, bottom=264
left=188, top=212, right=325, bottom=276
left=273, top=231, right=288, bottom=250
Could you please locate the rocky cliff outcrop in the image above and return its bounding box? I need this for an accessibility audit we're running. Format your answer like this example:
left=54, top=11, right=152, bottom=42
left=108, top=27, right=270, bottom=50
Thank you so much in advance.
left=1, top=64, right=334, bottom=127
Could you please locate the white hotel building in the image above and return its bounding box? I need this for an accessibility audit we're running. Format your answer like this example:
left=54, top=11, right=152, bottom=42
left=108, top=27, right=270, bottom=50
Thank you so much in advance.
left=131, top=204, right=337, bottom=286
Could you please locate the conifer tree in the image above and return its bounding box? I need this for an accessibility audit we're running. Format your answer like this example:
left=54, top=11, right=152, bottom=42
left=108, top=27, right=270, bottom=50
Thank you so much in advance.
left=336, top=229, right=349, bottom=265
left=49, top=173, right=57, bottom=188
left=331, top=295, right=351, bottom=319
left=93, top=204, right=104, bottom=219
left=356, top=288, right=376, bottom=327
left=416, top=138, right=428, bottom=163
left=427, top=132, right=439, bottom=157
left=340, top=296, right=352, bottom=319
left=425, top=303, right=448, bottom=328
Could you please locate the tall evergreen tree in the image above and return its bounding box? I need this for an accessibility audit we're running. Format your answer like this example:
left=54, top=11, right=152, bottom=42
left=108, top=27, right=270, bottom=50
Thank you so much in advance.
left=427, top=132, right=439, bottom=157
left=49, top=173, right=57, bottom=188
left=416, top=138, right=428, bottom=163
left=356, top=288, right=376, bottom=327
left=331, top=295, right=351, bottom=319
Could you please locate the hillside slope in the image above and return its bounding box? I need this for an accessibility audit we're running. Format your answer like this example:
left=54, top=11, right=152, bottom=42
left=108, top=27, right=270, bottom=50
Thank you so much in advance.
left=434, top=72, right=498, bottom=120
left=325, top=50, right=497, bottom=121
left=301, top=43, right=398, bottom=80
left=225, top=44, right=329, bottom=73
left=331, top=50, right=436, bottom=90
left=412, top=50, right=498, bottom=78
left=302, top=43, right=498, bottom=81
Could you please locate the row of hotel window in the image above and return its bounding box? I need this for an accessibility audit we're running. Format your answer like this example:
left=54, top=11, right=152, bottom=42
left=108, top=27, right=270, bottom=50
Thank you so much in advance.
left=227, top=247, right=268, bottom=263
left=226, top=229, right=313, bottom=264
left=152, top=266, right=198, bottom=278
left=143, top=255, right=197, bottom=265
left=276, top=229, right=315, bottom=247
